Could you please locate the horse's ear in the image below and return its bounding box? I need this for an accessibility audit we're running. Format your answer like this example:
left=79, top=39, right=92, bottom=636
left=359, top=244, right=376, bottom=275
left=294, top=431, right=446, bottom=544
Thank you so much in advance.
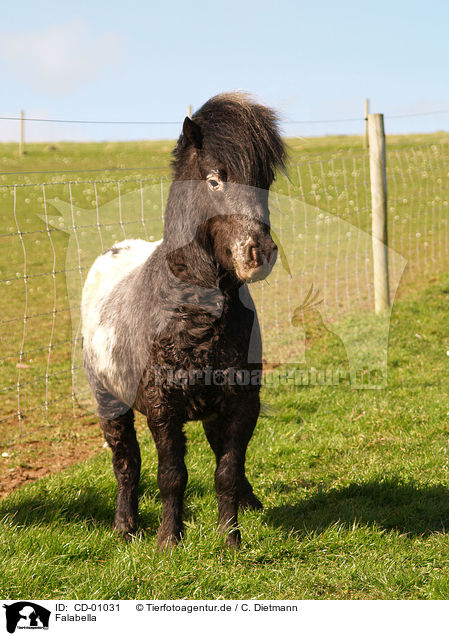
left=183, top=117, right=203, bottom=149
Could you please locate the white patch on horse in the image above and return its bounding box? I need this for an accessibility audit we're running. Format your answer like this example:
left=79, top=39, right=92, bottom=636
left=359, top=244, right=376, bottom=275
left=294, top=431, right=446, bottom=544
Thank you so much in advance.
left=82, top=238, right=162, bottom=397
left=90, top=324, right=117, bottom=376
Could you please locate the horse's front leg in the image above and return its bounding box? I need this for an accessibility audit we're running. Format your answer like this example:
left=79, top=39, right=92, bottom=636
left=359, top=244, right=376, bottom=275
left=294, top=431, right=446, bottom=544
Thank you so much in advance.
left=207, top=391, right=261, bottom=547
left=100, top=409, right=141, bottom=539
left=147, top=415, right=188, bottom=549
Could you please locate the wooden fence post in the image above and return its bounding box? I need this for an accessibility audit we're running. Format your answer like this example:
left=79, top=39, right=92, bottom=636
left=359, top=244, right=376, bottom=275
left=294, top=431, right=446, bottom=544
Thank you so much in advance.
left=19, top=110, right=25, bottom=156
left=368, top=113, right=390, bottom=314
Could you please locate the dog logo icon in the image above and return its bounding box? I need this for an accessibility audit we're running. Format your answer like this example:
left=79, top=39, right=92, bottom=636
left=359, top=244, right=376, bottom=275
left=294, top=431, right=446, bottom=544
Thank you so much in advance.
left=3, top=602, right=50, bottom=634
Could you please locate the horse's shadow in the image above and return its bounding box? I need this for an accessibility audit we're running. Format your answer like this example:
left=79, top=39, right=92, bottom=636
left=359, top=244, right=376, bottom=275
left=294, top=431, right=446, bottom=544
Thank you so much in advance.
left=264, top=479, right=449, bottom=537
left=0, top=475, right=160, bottom=534
left=0, top=474, right=211, bottom=535
left=3, top=476, right=446, bottom=540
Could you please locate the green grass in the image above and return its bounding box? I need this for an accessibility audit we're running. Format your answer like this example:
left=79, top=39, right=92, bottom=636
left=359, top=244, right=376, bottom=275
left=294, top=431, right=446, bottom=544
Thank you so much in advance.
left=1, top=133, right=449, bottom=598
left=1, top=269, right=449, bottom=599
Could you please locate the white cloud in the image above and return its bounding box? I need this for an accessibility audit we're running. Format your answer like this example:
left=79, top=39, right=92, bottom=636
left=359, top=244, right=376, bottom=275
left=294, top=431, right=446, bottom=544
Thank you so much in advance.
left=0, top=21, right=122, bottom=95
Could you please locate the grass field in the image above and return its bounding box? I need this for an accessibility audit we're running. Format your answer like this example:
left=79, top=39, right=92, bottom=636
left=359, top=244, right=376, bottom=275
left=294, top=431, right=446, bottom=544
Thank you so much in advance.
left=1, top=132, right=449, bottom=598
left=1, top=269, right=449, bottom=598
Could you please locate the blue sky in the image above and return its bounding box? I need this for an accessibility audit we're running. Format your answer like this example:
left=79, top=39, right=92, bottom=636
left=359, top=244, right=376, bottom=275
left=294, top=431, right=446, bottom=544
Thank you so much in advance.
left=0, top=0, right=448, bottom=141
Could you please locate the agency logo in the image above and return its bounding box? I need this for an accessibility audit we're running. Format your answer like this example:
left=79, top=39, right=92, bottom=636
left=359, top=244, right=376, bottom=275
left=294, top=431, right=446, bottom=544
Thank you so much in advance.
left=3, top=602, right=50, bottom=634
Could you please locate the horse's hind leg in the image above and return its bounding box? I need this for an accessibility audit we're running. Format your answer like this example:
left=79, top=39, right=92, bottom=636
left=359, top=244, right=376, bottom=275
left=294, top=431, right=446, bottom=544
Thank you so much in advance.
left=100, top=409, right=141, bottom=539
left=238, top=475, right=264, bottom=511
left=203, top=415, right=262, bottom=513
left=203, top=415, right=263, bottom=514
left=203, top=395, right=263, bottom=548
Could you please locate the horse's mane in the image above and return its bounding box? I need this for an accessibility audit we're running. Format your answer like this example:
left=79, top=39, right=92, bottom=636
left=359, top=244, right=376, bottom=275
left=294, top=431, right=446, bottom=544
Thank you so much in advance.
left=172, top=92, right=286, bottom=185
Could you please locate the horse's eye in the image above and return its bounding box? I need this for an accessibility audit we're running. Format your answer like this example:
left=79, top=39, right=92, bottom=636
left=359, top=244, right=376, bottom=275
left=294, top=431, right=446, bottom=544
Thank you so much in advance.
left=206, top=172, right=223, bottom=190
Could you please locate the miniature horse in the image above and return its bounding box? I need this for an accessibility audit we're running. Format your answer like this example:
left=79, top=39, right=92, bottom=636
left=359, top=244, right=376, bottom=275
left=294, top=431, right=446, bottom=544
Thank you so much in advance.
left=82, top=93, right=286, bottom=548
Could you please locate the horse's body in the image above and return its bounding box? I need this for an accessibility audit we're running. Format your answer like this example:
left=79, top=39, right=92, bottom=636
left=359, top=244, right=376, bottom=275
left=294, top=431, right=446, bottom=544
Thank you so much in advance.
left=82, top=93, right=286, bottom=547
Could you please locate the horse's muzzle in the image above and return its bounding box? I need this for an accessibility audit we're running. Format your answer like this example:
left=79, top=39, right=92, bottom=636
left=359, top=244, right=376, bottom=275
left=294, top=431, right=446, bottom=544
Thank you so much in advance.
left=238, top=237, right=278, bottom=283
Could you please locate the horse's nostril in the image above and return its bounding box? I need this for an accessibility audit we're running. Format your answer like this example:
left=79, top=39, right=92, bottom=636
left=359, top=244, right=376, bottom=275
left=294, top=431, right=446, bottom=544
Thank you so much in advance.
left=246, top=243, right=261, bottom=267
left=244, top=240, right=276, bottom=269
left=226, top=248, right=232, bottom=257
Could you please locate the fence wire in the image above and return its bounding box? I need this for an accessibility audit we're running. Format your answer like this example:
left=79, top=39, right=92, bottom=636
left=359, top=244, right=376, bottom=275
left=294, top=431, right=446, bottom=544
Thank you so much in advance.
left=1, top=141, right=448, bottom=444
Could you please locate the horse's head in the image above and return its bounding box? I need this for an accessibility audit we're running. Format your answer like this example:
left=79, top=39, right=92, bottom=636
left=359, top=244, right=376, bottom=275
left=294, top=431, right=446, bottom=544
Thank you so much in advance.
left=196, top=155, right=278, bottom=284
left=169, top=93, right=286, bottom=284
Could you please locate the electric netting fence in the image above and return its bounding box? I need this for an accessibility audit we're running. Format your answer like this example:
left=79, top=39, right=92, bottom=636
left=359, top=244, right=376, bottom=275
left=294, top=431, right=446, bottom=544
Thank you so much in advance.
left=1, top=141, right=448, bottom=444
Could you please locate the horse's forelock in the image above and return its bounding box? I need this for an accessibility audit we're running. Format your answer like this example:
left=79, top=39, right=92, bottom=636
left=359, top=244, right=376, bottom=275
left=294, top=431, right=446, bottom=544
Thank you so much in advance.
left=172, top=92, right=286, bottom=185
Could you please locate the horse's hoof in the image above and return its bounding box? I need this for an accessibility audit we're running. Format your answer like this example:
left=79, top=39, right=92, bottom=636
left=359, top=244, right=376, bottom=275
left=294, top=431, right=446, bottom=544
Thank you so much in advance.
left=239, top=493, right=263, bottom=511
left=157, top=528, right=182, bottom=551
left=225, top=528, right=242, bottom=549
left=114, top=516, right=138, bottom=540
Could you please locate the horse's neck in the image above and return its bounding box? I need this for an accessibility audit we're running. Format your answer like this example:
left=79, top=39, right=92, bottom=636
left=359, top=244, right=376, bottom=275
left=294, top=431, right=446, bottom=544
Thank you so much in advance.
left=162, top=182, right=203, bottom=241
left=159, top=189, right=242, bottom=305
left=138, top=239, right=241, bottom=325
